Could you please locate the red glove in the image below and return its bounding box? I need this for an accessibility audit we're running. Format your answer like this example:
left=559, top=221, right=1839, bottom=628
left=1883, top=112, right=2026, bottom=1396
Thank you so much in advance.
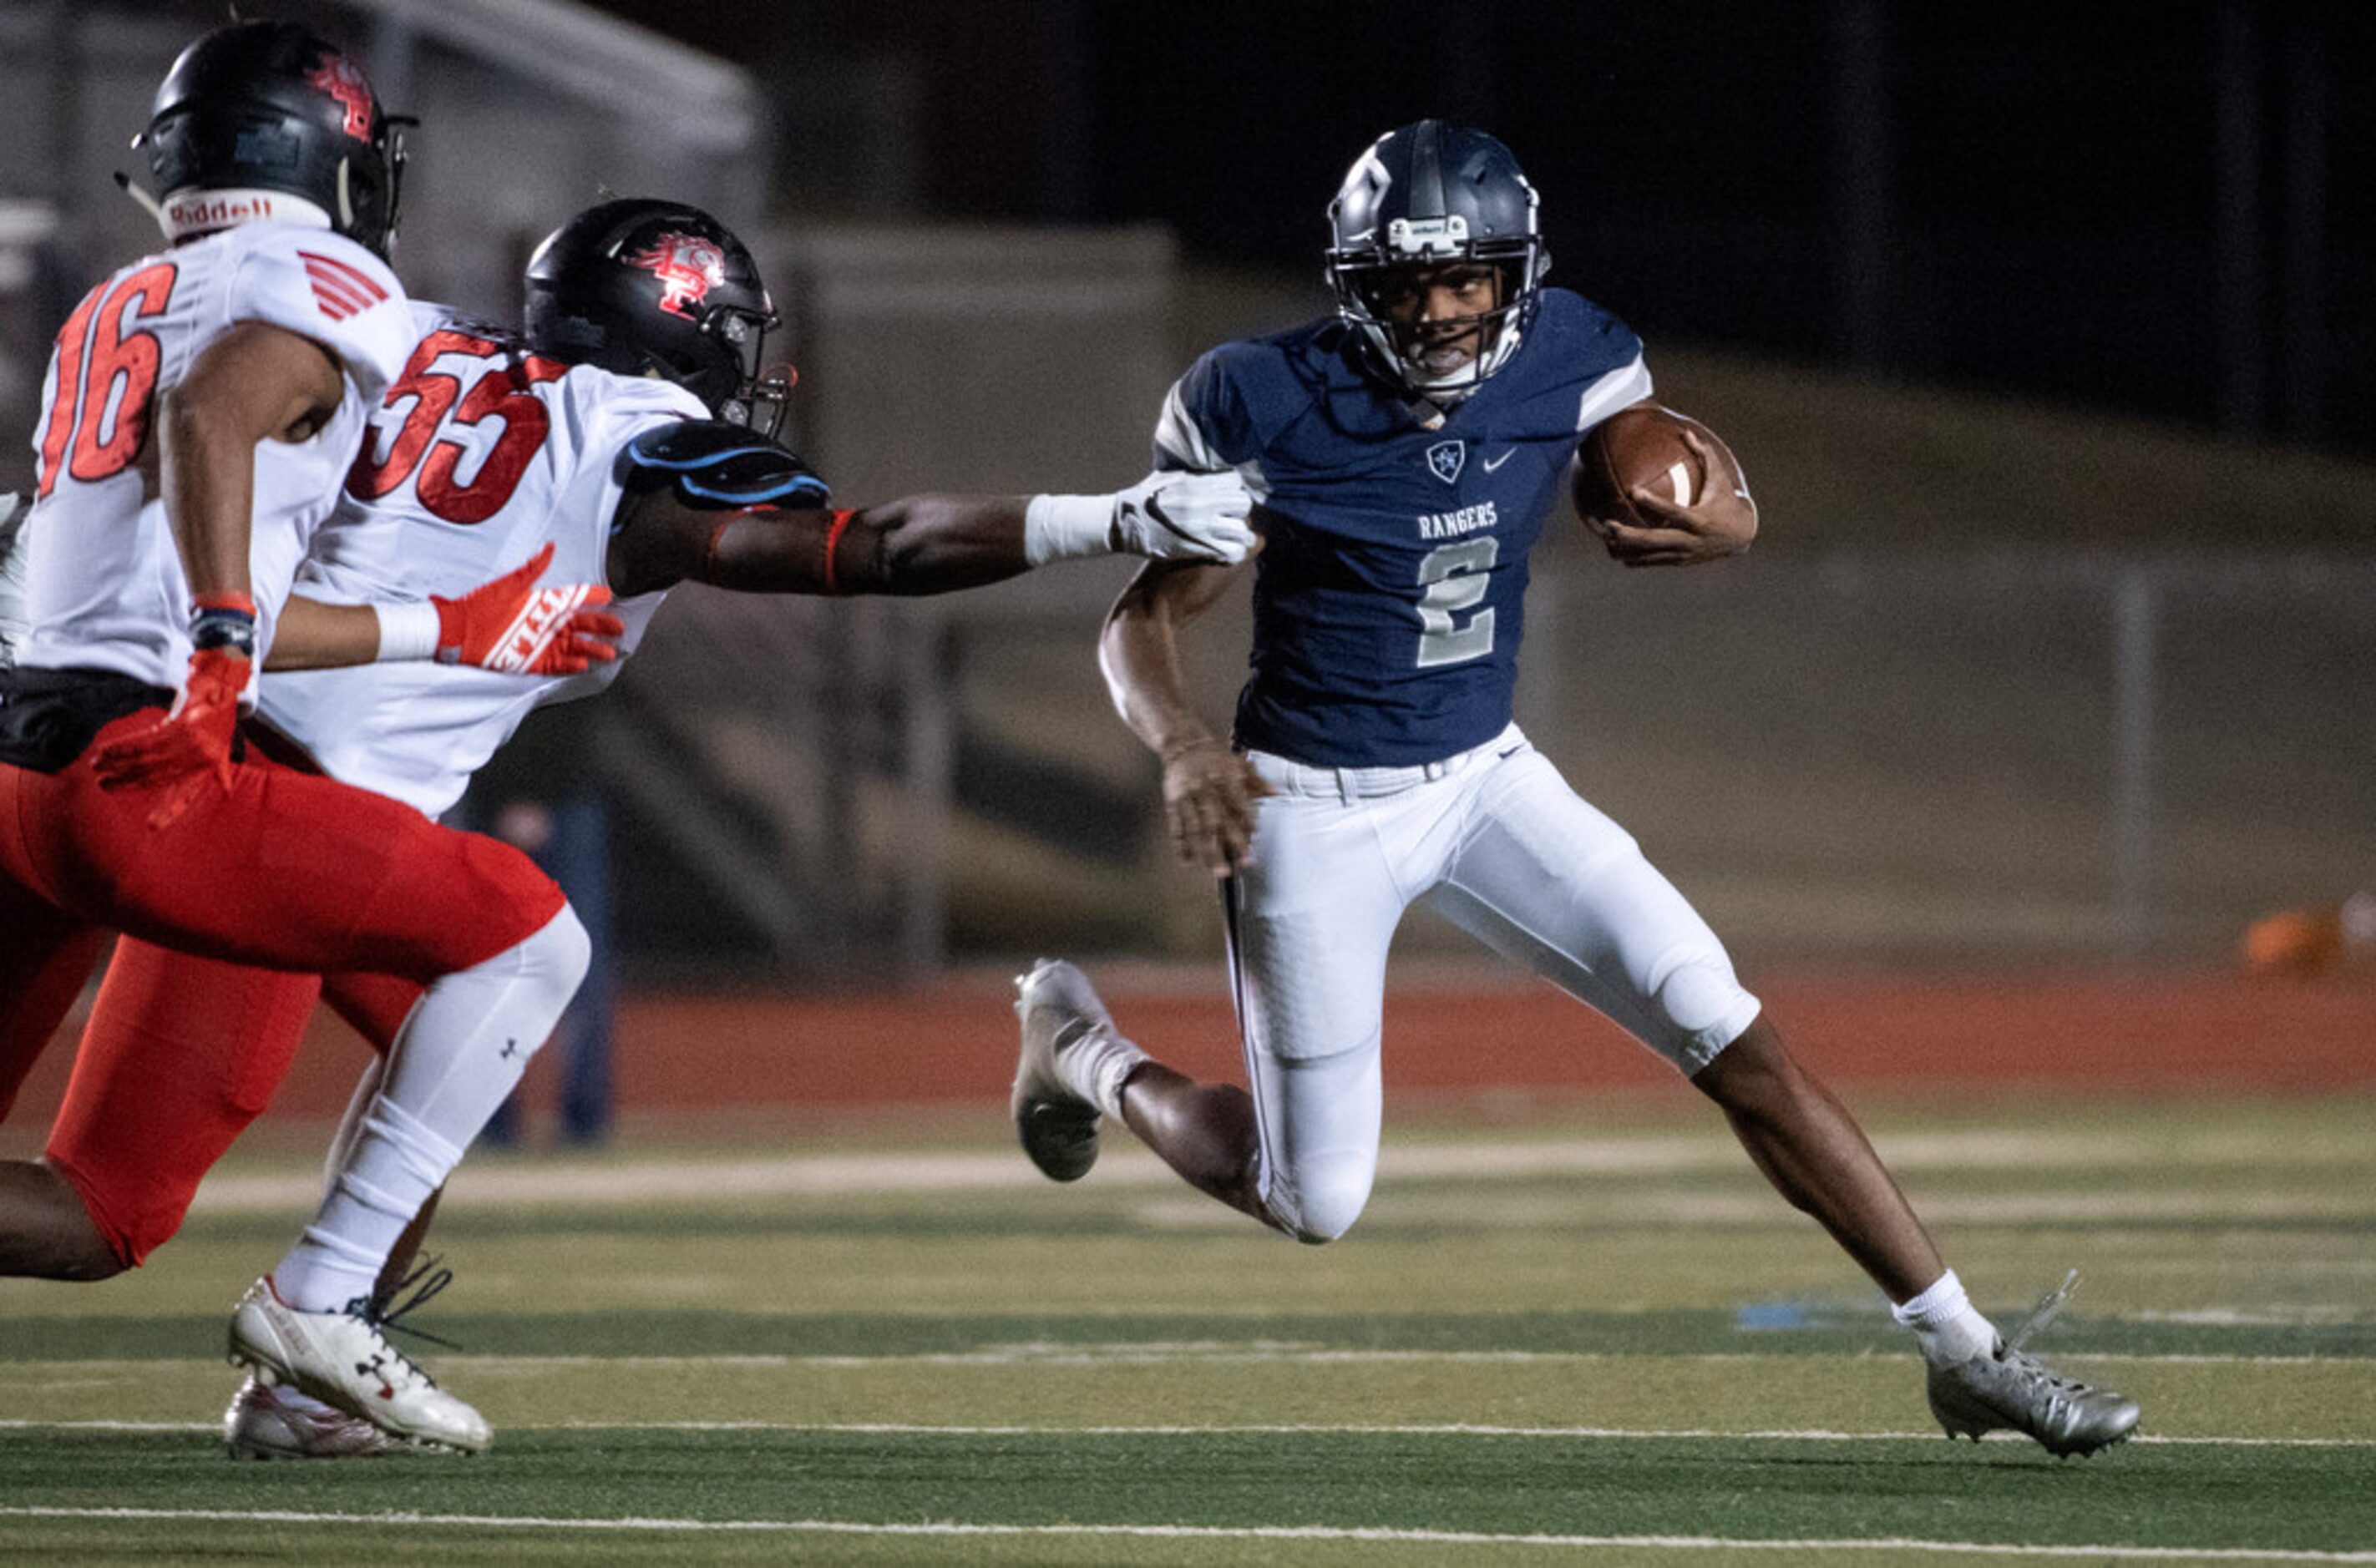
left=432, top=541, right=625, bottom=675
left=89, top=647, right=251, bottom=829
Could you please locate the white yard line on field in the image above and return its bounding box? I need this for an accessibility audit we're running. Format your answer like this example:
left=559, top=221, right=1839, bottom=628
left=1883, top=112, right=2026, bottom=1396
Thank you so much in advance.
left=1, top=1505, right=2371, bottom=1560
left=180, top=1130, right=2376, bottom=1217
left=2, top=1348, right=2356, bottom=1375
left=3, top=1417, right=2366, bottom=1448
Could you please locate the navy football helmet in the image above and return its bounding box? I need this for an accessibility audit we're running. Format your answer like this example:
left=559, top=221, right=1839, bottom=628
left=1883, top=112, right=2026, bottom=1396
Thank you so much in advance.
left=523, top=199, right=790, bottom=438
left=1325, top=120, right=1551, bottom=393
left=139, top=21, right=408, bottom=257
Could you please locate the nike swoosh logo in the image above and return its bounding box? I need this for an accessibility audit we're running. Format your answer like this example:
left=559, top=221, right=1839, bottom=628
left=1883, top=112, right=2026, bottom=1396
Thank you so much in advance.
left=1482, top=450, right=1516, bottom=473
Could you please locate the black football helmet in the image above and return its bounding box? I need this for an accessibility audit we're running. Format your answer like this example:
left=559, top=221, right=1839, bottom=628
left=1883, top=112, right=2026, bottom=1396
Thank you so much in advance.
left=1325, top=120, right=1551, bottom=394
left=523, top=199, right=789, bottom=437
left=138, top=21, right=408, bottom=257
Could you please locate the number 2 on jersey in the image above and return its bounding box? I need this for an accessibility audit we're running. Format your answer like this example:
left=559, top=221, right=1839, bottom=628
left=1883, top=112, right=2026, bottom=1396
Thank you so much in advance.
left=1416, top=537, right=1497, bottom=667
left=34, top=263, right=178, bottom=498
left=347, top=328, right=566, bottom=524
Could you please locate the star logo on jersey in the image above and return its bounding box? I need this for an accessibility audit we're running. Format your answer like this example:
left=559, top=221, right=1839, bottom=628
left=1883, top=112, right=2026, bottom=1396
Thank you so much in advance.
left=626, top=233, right=728, bottom=320
left=1426, top=440, right=1467, bottom=485
left=308, top=52, right=375, bottom=141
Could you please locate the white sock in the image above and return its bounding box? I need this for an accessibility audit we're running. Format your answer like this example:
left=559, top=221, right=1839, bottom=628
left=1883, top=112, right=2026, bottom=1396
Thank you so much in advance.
left=1892, top=1268, right=1999, bottom=1365
left=1064, top=1027, right=1149, bottom=1120
left=271, top=910, right=588, bottom=1312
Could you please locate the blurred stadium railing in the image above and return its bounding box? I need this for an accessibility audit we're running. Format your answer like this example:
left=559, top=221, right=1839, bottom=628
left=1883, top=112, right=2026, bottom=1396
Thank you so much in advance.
left=595, top=544, right=2375, bottom=981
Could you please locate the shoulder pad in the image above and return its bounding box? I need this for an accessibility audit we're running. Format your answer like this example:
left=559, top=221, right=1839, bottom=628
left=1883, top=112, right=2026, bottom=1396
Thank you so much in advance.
left=615, top=419, right=832, bottom=514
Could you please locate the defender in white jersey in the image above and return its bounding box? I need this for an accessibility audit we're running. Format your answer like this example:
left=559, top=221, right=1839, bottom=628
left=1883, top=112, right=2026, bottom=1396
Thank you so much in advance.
left=0, top=23, right=629, bottom=1455
left=254, top=297, right=702, bottom=817
left=1009, top=122, right=2140, bottom=1460
left=12, top=217, right=411, bottom=685
left=5, top=197, right=1257, bottom=1459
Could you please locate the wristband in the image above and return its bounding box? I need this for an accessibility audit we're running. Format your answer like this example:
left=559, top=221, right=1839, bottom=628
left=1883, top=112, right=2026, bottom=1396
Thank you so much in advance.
left=190, top=591, right=257, bottom=656
left=1021, top=493, right=1115, bottom=565
left=373, top=600, right=441, bottom=661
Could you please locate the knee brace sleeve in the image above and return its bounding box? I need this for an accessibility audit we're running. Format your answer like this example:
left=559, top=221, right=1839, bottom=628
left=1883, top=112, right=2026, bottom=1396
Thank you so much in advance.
left=1263, top=1150, right=1375, bottom=1245
left=1653, top=952, right=1762, bottom=1070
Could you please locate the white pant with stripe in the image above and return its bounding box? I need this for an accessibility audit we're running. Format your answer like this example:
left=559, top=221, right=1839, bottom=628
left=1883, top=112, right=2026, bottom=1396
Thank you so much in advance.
left=1223, top=722, right=1761, bottom=1242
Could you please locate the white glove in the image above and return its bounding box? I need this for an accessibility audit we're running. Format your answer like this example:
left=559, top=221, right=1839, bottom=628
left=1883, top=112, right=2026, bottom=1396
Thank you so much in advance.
left=1023, top=469, right=1256, bottom=566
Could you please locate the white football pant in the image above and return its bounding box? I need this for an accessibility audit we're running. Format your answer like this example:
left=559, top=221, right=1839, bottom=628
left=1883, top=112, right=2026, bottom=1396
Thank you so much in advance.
left=1226, top=723, right=1760, bottom=1242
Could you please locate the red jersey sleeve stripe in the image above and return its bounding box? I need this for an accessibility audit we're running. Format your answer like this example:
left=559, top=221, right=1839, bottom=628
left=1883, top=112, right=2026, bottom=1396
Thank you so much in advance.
left=306, top=284, right=363, bottom=320
left=301, top=260, right=372, bottom=299
left=297, top=250, right=389, bottom=302
left=301, top=271, right=373, bottom=320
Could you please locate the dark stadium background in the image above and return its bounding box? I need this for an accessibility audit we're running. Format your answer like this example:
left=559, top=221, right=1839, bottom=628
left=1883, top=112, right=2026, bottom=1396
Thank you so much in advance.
left=585, top=0, right=2376, bottom=475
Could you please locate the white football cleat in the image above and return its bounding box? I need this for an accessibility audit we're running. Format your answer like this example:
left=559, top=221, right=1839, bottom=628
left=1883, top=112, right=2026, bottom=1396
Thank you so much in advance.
left=223, top=1374, right=413, bottom=1460
left=227, top=1275, right=490, bottom=1454
left=1011, top=958, right=1116, bottom=1182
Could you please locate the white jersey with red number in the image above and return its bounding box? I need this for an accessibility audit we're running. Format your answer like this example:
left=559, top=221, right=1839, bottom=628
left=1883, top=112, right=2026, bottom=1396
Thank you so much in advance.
left=256, top=301, right=707, bottom=819
left=13, top=225, right=411, bottom=690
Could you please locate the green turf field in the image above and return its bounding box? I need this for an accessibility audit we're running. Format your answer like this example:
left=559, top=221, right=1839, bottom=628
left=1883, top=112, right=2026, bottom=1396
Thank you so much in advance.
left=3, top=1095, right=2370, bottom=1563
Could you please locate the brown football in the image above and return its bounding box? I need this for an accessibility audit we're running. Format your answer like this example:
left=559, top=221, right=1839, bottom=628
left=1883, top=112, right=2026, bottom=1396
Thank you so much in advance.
left=1573, top=403, right=1737, bottom=529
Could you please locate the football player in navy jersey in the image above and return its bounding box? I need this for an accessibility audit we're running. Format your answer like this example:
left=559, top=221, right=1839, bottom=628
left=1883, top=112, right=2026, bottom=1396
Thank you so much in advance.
left=1012, top=120, right=2140, bottom=1459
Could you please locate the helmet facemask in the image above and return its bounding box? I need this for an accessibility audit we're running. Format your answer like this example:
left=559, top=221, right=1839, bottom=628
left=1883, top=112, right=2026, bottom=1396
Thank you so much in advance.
left=1330, top=243, right=1543, bottom=395
left=701, top=305, right=793, bottom=442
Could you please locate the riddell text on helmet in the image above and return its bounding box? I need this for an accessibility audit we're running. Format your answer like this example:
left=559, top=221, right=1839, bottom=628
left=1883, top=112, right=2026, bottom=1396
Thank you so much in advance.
left=163, top=190, right=322, bottom=231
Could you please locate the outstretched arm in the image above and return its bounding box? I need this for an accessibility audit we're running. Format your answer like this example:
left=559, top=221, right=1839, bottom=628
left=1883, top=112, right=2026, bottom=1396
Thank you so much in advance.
left=611, top=489, right=1036, bottom=599
left=1099, top=555, right=1269, bottom=877
left=605, top=421, right=1254, bottom=598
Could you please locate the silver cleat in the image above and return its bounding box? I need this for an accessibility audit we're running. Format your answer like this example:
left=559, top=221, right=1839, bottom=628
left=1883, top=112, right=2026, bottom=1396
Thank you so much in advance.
left=1926, top=1271, right=2140, bottom=1459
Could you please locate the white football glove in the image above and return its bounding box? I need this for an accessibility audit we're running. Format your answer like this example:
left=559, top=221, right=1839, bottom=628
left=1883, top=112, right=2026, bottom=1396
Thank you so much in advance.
left=1107, top=469, right=1256, bottom=564
left=1022, top=470, right=1256, bottom=566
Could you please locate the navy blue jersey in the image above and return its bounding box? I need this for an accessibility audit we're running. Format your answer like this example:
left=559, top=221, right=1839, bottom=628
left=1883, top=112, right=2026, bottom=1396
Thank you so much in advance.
left=1154, top=287, right=1649, bottom=767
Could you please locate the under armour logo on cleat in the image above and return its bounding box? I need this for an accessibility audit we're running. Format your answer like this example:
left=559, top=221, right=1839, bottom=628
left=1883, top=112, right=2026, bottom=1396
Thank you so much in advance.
left=499, top=1038, right=521, bottom=1060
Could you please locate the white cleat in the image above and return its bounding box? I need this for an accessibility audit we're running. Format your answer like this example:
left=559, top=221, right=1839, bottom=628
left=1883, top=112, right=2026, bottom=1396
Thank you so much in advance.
left=227, top=1275, right=490, bottom=1454
left=1011, top=958, right=1114, bottom=1182
left=222, top=1374, right=414, bottom=1460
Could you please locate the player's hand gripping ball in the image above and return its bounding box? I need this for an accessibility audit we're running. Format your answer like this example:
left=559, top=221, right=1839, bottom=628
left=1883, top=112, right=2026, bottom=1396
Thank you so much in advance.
left=1573, top=403, right=1756, bottom=567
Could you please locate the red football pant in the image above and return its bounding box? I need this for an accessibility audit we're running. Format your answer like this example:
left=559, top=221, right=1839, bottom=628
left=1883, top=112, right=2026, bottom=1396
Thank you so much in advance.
left=43, top=948, right=423, bottom=1267
left=0, top=708, right=565, bottom=1259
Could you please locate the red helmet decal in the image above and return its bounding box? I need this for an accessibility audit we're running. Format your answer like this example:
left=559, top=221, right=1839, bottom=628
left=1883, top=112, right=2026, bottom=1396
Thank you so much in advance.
left=309, top=52, right=374, bottom=141
left=626, top=233, right=728, bottom=319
